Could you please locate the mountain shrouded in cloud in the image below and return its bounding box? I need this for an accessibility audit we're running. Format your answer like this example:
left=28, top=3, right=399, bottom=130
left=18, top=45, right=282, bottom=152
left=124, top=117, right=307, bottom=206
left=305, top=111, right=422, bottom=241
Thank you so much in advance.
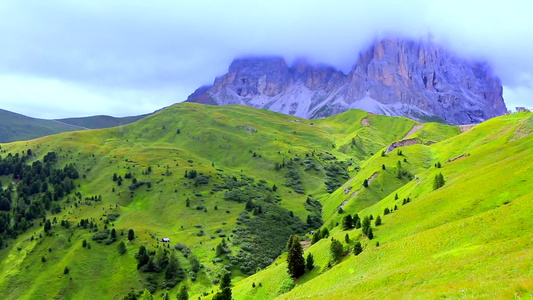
left=188, top=39, right=507, bottom=124
left=0, top=1, right=531, bottom=118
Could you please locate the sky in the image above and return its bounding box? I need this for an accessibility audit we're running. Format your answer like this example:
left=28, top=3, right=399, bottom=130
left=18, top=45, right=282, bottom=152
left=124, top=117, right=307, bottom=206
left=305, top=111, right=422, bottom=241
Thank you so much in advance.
left=0, top=0, right=532, bottom=119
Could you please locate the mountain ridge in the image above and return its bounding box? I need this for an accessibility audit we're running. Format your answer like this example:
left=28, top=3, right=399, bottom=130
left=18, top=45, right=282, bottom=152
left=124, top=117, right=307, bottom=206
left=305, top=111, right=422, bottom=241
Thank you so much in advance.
left=0, top=108, right=150, bottom=142
left=187, top=38, right=507, bottom=125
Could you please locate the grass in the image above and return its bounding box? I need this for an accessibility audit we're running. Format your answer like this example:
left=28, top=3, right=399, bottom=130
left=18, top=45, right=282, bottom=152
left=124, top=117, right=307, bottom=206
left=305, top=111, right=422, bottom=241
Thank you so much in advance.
left=231, top=111, right=533, bottom=299
left=0, top=103, right=531, bottom=299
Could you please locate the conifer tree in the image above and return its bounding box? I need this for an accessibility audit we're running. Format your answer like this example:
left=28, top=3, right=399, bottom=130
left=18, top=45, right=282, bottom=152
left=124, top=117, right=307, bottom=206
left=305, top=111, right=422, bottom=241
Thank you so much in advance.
left=353, top=241, right=363, bottom=255
left=342, top=214, right=353, bottom=230
left=363, top=179, right=369, bottom=188
left=375, top=216, right=382, bottom=226
left=286, top=235, right=305, bottom=278
left=433, top=173, right=445, bottom=190
left=177, top=285, right=188, bottom=300
left=213, top=272, right=232, bottom=300
left=128, top=229, right=135, bottom=241
left=139, top=289, right=152, bottom=300
left=306, top=253, right=314, bottom=271
left=330, top=239, right=344, bottom=262
left=367, top=227, right=374, bottom=240
left=362, top=216, right=371, bottom=235
left=311, top=231, right=321, bottom=244
left=118, top=241, right=126, bottom=254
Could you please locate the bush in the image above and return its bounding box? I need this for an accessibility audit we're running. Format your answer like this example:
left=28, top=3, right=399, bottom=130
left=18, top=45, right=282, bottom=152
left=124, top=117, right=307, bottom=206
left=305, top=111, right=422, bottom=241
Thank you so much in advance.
left=278, top=278, right=295, bottom=294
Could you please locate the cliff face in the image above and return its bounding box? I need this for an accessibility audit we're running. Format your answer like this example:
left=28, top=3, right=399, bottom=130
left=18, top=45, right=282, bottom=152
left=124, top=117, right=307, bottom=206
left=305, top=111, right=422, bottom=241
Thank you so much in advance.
left=187, top=39, right=507, bottom=124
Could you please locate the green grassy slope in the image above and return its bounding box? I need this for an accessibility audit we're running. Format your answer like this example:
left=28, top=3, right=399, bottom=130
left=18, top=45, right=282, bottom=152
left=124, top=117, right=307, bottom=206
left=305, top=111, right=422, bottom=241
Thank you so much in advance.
left=0, top=109, right=80, bottom=142
left=0, top=103, right=428, bottom=299
left=57, top=114, right=149, bottom=129
left=232, top=112, right=533, bottom=299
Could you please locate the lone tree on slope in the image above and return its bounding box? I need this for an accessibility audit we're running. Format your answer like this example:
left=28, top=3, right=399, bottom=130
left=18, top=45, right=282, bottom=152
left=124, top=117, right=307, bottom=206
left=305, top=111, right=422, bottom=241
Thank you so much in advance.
left=286, top=235, right=305, bottom=278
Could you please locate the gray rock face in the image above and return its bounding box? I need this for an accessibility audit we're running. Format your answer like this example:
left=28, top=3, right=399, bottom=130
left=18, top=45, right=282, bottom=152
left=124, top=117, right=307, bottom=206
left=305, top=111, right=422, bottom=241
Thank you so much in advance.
left=187, top=39, right=507, bottom=124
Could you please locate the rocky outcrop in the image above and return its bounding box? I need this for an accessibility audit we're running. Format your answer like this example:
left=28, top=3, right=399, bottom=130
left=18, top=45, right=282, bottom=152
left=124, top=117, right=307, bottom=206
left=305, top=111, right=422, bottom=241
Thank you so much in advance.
left=187, top=38, right=507, bottom=124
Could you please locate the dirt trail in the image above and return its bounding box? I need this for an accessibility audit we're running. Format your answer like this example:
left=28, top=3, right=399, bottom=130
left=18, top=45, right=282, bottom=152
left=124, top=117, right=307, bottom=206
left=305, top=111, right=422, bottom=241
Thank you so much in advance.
left=459, top=124, right=477, bottom=133
left=402, top=124, right=423, bottom=140
left=301, top=240, right=312, bottom=251
left=339, top=190, right=360, bottom=209
left=449, top=154, right=467, bottom=162
left=368, top=172, right=378, bottom=184
left=386, top=138, right=418, bottom=153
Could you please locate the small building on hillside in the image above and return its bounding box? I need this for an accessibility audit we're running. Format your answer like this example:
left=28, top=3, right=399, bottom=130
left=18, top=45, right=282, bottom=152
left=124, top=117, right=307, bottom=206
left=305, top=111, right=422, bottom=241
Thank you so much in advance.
left=516, top=107, right=528, bottom=112
left=161, top=238, right=170, bottom=243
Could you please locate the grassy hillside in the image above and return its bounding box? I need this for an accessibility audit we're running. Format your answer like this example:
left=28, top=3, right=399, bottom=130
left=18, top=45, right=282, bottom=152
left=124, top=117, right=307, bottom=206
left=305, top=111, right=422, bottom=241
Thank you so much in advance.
left=57, top=114, right=149, bottom=130
left=232, top=111, right=533, bottom=299
left=3, top=104, right=529, bottom=299
left=0, top=109, right=80, bottom=142
left=0, top=103, right=435, bottom=299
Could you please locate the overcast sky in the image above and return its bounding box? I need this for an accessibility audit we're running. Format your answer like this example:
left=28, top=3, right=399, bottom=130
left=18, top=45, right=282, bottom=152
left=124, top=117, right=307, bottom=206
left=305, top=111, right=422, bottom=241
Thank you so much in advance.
left=1, top=0, right=532, bottom=119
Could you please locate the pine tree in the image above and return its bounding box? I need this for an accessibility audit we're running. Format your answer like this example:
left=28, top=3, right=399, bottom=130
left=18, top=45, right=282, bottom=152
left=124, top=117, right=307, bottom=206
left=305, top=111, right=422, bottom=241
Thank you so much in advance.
left=363, top=179, right=369, bottom=188
left=367, top=227, right=374, bottom=240
left=44, top=219, right=52, bottom=233
left=139, top=289, right=153, bottom=300
left=118, top=241, right=126, bottom=254
left=342, top=214, right=353, bottom=230
left=330, top=239, right=344, bottom=262
left=345, top=233, right=350, bottom=244
left=177, top=285, right=188, bottom=300
left=306, top=253, right=314, bottom=271
left=362, top=216, right=371, bottom=235
left=311, top=231, right=320, bottom=244
left=321, top=227, right=330, bottom=238
left=433, top=173, right=445, bottom=190
left=128, top=229, right=135, bottom=241
left=375, top=216, right=382, bottom=226
left=353, top=241, right=363, bottom=255
left=213, top=272, right=232, bottom=300
left=354, top=218, right=361, bottom=229
left=286, top=235, right=305, bottom=278
left=352, top=214, right=360, bottom=228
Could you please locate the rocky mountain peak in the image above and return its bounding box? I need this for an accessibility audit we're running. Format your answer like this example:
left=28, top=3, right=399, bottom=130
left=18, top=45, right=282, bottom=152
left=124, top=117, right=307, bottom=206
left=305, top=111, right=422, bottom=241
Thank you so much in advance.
left=187, top=38, right=507, bottom=124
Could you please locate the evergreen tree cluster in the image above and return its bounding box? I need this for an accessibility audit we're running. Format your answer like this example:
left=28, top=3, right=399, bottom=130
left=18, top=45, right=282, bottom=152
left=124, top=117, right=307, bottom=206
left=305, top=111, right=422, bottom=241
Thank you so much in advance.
left=135, top=246, right=185, bottom=289
left=0, top=150, right=79, bottom=246
left=342, top=213, right=361, bottom=230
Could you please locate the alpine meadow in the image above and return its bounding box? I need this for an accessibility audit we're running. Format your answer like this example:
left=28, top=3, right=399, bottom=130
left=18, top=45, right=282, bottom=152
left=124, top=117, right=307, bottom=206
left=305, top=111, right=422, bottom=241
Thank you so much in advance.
left=0, top=103, right=531, bottom=299
left=2, top=1, right=533, bottom=299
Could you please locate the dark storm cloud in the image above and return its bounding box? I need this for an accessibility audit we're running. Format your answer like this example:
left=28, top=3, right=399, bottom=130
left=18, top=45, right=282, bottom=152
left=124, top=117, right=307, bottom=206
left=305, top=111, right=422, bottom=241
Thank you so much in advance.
left=0, top=0, right=532, bottom=118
